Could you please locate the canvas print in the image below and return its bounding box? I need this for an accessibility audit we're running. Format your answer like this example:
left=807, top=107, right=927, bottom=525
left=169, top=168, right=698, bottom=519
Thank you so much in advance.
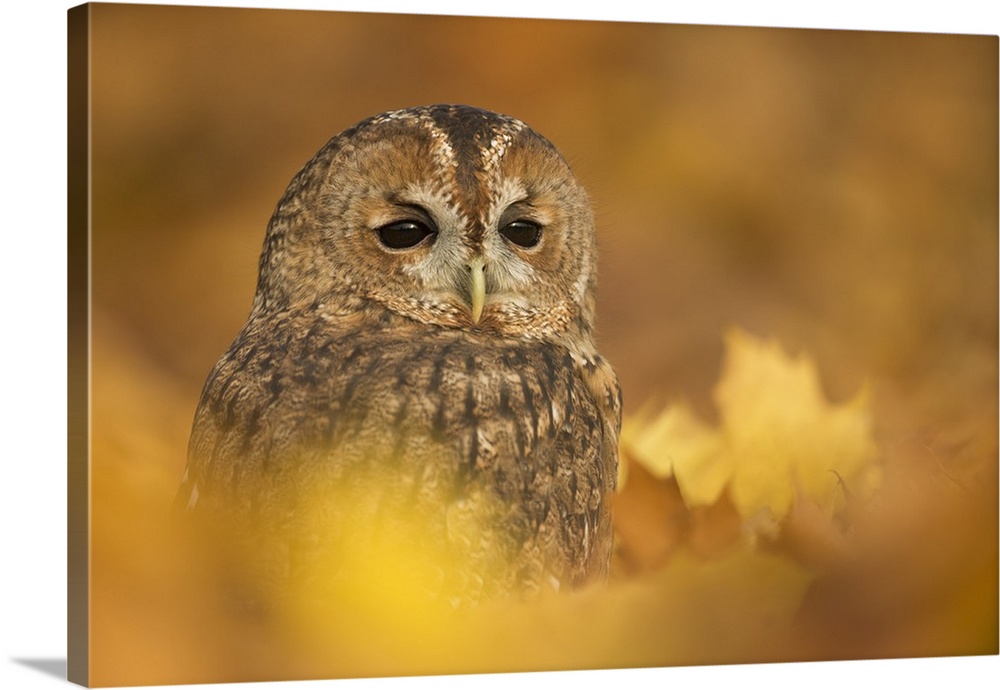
left=67, top=3, right=998, bottom=687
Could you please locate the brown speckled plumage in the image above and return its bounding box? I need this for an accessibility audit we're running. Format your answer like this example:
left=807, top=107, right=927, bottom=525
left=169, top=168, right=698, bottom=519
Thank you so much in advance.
left=178, top=105, right=621, bottom=603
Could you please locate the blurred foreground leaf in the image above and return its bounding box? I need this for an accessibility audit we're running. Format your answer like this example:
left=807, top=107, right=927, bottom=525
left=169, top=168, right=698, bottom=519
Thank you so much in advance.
left=623, top=328, right=881, bottom=532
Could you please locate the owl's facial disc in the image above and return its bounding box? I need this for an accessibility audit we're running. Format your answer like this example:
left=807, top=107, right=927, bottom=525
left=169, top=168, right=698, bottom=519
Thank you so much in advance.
left=371, top=184, right=565, bottom=332
left=257, top=105, right=599, bottom=340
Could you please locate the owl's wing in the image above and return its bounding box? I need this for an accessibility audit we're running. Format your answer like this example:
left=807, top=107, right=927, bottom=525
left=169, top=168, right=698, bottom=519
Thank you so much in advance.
left=574, top=351, right=622, bottom=466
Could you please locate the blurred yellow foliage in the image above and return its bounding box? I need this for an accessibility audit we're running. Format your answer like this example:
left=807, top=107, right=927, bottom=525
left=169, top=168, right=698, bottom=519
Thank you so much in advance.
left=623, top=329, right=881, bottom=528
left=88, top=312, right=997, bottom=687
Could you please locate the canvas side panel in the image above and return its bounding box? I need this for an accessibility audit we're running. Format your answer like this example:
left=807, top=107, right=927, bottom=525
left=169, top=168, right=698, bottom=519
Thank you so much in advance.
left=67, top=3, right=91, bottom=687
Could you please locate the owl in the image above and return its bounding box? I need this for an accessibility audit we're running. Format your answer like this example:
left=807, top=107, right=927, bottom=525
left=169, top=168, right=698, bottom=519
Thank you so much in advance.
left=177, top=105, right=621, bottom=606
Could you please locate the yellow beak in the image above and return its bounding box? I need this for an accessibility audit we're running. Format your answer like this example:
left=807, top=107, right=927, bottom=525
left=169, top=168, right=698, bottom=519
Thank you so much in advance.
left=468, top=257, right=485, bottom=324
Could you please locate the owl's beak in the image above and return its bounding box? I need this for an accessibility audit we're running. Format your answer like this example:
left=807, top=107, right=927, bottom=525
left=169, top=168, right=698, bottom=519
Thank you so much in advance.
left=468, top=257, right=486, bottom=324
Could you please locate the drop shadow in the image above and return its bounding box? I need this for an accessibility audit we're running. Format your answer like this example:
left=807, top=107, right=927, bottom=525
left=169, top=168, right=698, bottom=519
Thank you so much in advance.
left=12, top=658, right=67, bottom=681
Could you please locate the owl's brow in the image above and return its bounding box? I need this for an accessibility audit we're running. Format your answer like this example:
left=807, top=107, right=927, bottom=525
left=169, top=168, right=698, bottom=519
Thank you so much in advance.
left=384, top=195, right=438, bottom=220
left=419, top=110, right=528, bottom=232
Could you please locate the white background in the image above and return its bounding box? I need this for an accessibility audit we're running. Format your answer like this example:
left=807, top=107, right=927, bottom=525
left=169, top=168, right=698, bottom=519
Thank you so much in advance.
left=1, top=1, right=997, bottom=689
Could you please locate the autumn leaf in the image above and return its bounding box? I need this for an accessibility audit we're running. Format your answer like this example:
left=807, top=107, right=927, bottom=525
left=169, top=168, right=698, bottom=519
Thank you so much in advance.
left=621, top=400, right=729, bottom=507
left=716, top=329, right=880, bottom=523
left=623, top=328, right=881, bottom=528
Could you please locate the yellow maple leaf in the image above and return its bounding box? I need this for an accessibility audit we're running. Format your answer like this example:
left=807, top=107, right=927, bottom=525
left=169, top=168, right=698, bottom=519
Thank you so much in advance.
left=622, top=328, right=880, bottom=526
left=621, top=401, right=729, bottom=506
left=716, top=329, right=879, bottom=522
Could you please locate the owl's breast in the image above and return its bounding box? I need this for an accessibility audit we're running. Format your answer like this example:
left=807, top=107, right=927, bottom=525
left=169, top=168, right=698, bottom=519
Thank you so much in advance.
left=187, top=312, right=617, bottom=593
left=312, top=328, right=610, bottom=504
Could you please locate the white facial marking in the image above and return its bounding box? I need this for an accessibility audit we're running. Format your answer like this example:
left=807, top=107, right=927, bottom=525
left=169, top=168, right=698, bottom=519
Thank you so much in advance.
left=483, top=177, right=527, bottom=230
left=399, top=181, right=470, bottom=293
left=480, top=177, right=536, bottom=296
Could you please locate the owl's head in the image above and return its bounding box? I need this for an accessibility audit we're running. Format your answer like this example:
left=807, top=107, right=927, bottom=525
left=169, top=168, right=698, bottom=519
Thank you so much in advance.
left=253, top=105, right=599, bottom=343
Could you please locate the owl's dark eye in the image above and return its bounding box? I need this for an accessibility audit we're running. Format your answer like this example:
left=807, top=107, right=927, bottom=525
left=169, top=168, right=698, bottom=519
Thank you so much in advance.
left=376, top=220, right=435, bottom=249
left=500, top=220, right=542, bottom=248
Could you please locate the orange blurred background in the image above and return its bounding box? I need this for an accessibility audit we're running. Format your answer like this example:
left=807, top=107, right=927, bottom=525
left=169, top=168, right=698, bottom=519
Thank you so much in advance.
left=84, top=4, right=997, bottom=686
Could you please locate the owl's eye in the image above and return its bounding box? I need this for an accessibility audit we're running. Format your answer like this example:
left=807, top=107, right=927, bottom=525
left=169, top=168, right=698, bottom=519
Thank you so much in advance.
left=500, top=220, right=541, bottom=248
left=376, top=220, right=435, bottom=249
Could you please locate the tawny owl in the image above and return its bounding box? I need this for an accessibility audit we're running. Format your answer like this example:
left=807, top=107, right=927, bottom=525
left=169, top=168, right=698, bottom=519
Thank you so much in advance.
left=177, top=104, right=621, bottom=606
